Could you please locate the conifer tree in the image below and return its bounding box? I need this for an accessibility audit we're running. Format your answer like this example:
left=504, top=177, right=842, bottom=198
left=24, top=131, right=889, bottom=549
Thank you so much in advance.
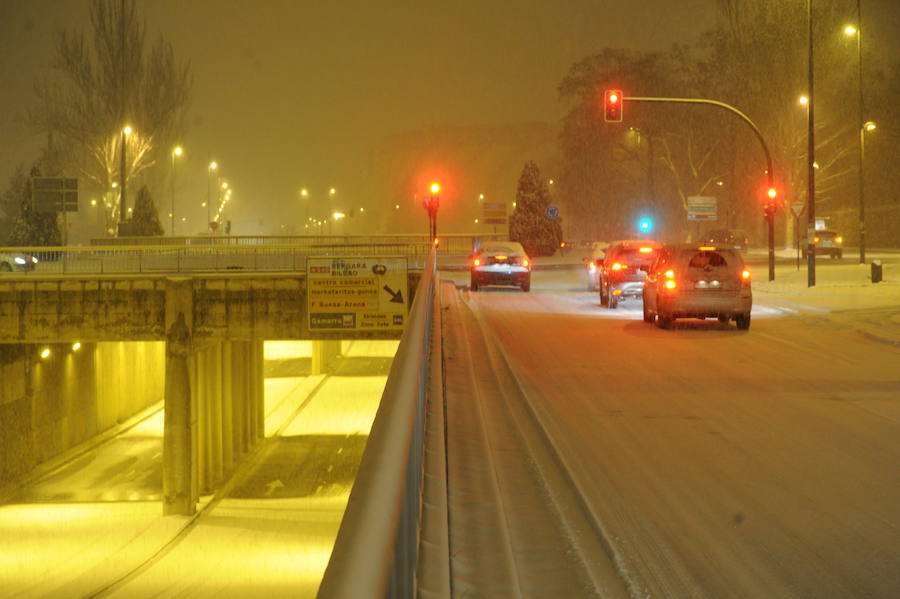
left=130, top=185, right=164, bottom=236
left=509, top=161, right=562, bottom=256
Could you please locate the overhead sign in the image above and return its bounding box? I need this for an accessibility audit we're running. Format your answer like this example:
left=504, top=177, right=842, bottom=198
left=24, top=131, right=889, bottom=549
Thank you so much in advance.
left=307, top=256, right=408, bottom=331
left=546, top=205, right=559, bottom=219
left=482, top=201, right=507, bottom=225
left=687, top=196, right=717, bottom=221
left=32, top=177, right=79, bottom=213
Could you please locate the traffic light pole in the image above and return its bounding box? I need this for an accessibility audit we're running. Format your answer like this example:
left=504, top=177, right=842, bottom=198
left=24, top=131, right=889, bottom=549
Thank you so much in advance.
left=625, top=96, right=777, bottom=281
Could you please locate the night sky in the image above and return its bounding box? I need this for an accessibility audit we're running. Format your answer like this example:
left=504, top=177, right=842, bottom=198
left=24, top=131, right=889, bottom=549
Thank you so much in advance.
left=1, top=1, right=896, bottom=235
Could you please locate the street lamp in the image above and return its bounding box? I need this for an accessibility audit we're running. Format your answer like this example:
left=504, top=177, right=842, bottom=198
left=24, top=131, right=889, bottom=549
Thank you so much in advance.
left=207, top=160, right=218, bottom=234
left=118, top=125, right=133, bottom=226
left=423, top=182, right=440, bottom=241
left=844, top=12, right=868, bottom=263
left=171, top=145, right=184, bottom=236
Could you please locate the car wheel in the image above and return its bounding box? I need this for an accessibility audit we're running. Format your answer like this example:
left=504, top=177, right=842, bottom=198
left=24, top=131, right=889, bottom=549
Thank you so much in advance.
left=470, top=281, right=479, bottom=291
left=735, top=313, right=751, bottom=330
left=642, top=301, right=655, bottom=323
left=0, top=262, right=11, bottom=272
left=657, top=313, right=673, bottom=329
left=599, top=284, right=608, bottom=307
left=717, top=315, right=730, bottom=324
left=608, top=292, right=618, bottom=309
left=521, top=279, right=531, bottom=292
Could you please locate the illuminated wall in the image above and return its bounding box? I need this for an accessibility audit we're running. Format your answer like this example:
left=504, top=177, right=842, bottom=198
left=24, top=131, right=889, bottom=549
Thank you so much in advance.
left=0, top=341, right=164, bottom=488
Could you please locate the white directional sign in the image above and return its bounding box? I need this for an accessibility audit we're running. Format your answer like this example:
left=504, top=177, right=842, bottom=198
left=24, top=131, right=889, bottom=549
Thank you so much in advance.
left=687, top=196, right=717, bottom=221
left=307, top=256, right=408, bottom=331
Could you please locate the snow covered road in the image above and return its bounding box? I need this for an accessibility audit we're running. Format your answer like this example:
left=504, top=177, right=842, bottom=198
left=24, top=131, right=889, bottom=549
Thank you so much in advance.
left=441, top=267, right=900, bottom=598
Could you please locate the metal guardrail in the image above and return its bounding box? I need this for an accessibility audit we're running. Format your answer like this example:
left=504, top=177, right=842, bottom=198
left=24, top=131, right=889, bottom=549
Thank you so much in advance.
left=0, top=244, right=445, bottom=274
left=317, top=246, right=441, bottom=599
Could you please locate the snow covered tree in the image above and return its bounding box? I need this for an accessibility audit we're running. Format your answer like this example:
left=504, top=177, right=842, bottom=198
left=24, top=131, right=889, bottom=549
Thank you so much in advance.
left=6, top=166, right=61, bottom=246
left=509, top=161, right=562, bottom=256
left=129, top=185, right=164, bottom=236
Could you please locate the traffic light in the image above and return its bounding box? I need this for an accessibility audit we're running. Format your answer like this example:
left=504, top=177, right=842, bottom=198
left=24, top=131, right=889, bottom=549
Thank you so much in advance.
left=604, top=89, right=623, bottom=122
left=638, top=217, right=653, bottom=233
left=764, top=187, right=779, bottom=214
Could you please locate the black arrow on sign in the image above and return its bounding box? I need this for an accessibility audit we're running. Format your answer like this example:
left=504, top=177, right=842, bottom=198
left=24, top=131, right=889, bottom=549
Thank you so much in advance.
left=383, top=285, right=404, bottom=304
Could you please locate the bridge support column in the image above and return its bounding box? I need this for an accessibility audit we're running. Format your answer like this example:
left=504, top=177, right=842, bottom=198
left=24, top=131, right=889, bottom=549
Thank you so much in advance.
left=312, top=339, right=342, bottom=374
left=163, top=279, right=198, bottom=516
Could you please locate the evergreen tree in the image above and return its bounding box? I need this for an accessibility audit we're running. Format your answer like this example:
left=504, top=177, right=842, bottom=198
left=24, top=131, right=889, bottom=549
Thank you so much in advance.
left=130, top=185, right=164, bottom=236
left=7, top=167, right=61, bottom=246
left=509, top=161, right=562, bottom=256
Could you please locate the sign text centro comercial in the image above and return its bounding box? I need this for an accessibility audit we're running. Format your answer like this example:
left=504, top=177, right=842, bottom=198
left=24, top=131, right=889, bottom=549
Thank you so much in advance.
left=307, top=257, right=408, bottom=331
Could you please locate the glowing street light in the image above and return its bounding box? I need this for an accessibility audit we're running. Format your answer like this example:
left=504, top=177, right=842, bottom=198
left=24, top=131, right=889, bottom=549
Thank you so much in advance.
left=798, top=95, right=809, bottom=105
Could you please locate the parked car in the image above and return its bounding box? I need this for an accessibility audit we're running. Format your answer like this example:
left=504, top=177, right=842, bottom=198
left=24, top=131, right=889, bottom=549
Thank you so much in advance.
left=705, top=229, right=750, bottom=250
left=598, top=240, right=661, bottom=308
left=643, top=244, right=752, bottom=329
left=470, top=241, right=531, bottom=292
left=802, top=230, right=843, bottom=259
left=0, top=250, right=38, bottom=272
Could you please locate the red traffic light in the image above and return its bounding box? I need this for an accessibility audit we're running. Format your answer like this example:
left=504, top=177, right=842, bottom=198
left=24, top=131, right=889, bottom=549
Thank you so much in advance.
left=604, top=89, right=624, bottom=122
left=767, top=187, right=777, bottom=199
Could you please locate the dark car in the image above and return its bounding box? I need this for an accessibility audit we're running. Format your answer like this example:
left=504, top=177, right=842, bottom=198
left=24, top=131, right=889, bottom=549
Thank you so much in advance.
left=470, top=241, right=531, bottom=292
left=598, top=240, right=661, bottom=308
left=0, top=250, right=38, bottom=272
left=802, top=230, right=843, bottom=259
left=643, top=244, right=752, bottom=329
left=705, top=229, right=750, bottom=250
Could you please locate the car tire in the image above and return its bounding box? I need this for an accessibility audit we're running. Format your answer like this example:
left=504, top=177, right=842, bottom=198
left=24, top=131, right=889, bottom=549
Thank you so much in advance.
left=470, top=281, right=479, bottom=291
left=599, top=284, right=608, bottom=307
left=608, top=293, right=618, bottom=309
left=657, top=313, right=673, bottom=329
left=0, top=262, right=11, bottom=272
left=521, top=280, right=531, bottom=292
left=735, top=313, right=751, bottom=330
left=717, top=315, right=730, bottom=324
left=643, top=301, right=655, bottom=323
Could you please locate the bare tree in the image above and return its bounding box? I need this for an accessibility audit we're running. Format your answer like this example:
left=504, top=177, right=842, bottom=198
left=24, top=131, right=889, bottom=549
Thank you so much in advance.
left=31, top=0, right=191, bottom=230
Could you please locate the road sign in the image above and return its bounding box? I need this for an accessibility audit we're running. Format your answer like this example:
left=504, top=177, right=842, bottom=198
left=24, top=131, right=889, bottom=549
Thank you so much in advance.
left=32, top=177, right=78, bottom=213
left=686, top=196, right=717, bottom=221
left=546, top=205, right=559, bottom=219
left=791, top=203, right=804, bottom=217
left=307, top=256, right=408, bottom=332
left=481, top=201, right=507, bottom=225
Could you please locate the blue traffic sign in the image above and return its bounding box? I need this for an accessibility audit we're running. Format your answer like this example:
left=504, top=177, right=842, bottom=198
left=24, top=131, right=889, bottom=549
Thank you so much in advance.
left=546, top=205, right=559, bottom=219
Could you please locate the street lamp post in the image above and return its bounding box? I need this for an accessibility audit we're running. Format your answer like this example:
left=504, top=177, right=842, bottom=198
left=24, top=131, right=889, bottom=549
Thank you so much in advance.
left=207, top=160, right=218, bottom=234
left=806, top=0, right=817, bottom=287
left=845, top=10, right=868, bottom=263
left=171, top=146, right=184, bottom=235
left=118, top=126, right=133, bottom=226
left=424, top=182, right=440, bottom=241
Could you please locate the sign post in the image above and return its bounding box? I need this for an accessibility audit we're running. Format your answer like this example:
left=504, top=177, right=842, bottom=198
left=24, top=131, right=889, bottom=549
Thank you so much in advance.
left=307, top=257, right=408, bottom=333
left=31, top=177, right=78, bottom=245
left=481, top=201, right=507, bottom=235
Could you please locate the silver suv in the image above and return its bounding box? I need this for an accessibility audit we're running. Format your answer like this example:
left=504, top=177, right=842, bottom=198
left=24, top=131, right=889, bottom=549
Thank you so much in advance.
left=643, top=244, right=752, bottom=329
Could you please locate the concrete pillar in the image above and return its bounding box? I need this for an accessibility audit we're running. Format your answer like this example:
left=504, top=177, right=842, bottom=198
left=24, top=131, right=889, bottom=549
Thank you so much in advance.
left=196, top=349, right=209, bottom=495
left=222, top=341, right=235, bottom=472
left=254, top=339, right=264, bottom=441
left=209, top=343, right=224, bottom=486
left=163, top=279, right=196, bottom=516
left=311, top=339, right=341, bottom=375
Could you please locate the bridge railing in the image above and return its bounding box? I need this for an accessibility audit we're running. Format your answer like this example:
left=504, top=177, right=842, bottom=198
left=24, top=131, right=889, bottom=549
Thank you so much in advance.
left=0, top=243, right=449, bottom=274
left=317, top=245, right=443, bottom=599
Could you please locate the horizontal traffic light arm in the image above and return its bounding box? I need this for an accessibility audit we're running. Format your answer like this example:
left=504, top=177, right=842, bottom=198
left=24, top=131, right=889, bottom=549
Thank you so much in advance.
left=624, top=96, right=774, bottom=190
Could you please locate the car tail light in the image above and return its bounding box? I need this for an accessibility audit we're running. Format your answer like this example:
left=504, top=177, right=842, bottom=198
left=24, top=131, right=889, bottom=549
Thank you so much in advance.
left=742, top=269, right=751, bottom=287
left=522, top=258, right=530, bottom=268
left=835, top=236, right=843, bottom=244
left=664, top=280, right=676, bottom=290
left=612, top=262, right=625, bottom=271
left=495, top=255, right=508, bottom=260
left=473, top=258, right=480, bottom=266
left=588, top=262, right=596, bottom=271
left=613, top=289, right=623, bottom=295
left=699, top=246, right=716, bottom=251
left=639, top=247, right=654, bottom=253
left=663, top=269, right=676, bottom=290
left=813, top=236, right=820, bottom=243
left=664, top=269, right=675, bottom=279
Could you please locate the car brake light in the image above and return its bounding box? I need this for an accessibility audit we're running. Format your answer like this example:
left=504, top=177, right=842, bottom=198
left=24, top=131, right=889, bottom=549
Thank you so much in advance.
left=638, top=247, right=653, bottom=253
left=473, top=258, right=480, bottom=266
left=612, top=263, right=625, bottom=270
left=495, top=255, right=508, bottom=260
left=813, top=236, right=820, bottom=243
left=664, top=269, right=675, bottom=278
left=613, top=289, right=623, bottom=295
left=522, top=258, right=530, bottom=267
left=742, top=269, right=750, bottom=280
left=699, top=246, right=716, bottom=251
left=835, top=236, right=843, bottom=244
left=664, top=280, right=676, bottom=289
left=588, top=262, right=596, bottom=271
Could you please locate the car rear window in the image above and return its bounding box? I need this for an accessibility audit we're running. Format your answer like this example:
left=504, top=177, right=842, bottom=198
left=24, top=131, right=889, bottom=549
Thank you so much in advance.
left=611, top=248, right=656, bottom=269
left=683, top=250, right=741, bottom=272
left=817, top=231, right=837, bottom=240
left=481, top=245, right=520, bottom=255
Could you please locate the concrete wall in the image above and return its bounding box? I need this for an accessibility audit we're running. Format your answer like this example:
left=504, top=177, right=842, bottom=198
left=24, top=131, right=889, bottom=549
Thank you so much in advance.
left=0, top=341, right=164, bottom=488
